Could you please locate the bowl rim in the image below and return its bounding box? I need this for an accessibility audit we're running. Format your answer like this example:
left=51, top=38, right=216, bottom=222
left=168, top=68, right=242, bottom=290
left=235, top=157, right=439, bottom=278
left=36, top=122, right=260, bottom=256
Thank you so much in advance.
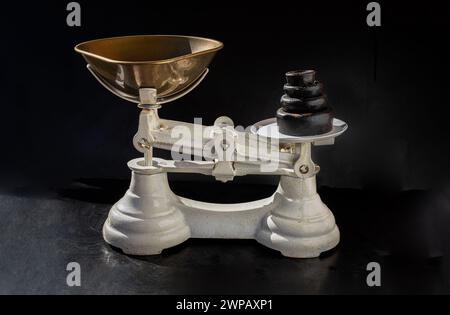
left=74, top=34, right=224, bottom=65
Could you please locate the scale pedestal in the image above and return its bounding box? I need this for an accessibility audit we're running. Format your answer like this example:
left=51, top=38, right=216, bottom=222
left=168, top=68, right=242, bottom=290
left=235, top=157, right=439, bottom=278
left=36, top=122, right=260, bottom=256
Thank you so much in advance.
left=256, top=175, right=339, bottom=258
left=103, top=164, right=189, bottom=256
left=75, top=35, right=347, bottom=258
left=103, top=159, right=338, bottom=258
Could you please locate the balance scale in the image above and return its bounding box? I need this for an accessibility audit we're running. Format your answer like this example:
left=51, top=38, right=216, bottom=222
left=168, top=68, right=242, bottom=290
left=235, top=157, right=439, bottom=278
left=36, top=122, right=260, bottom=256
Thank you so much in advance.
left=75, top=35, right=348, bottom=258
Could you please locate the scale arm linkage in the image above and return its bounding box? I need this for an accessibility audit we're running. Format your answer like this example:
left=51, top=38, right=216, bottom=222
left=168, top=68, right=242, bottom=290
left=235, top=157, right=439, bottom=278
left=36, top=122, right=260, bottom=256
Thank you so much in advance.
left=150, top=158, right=295, bottom=178
left=152, top=119, right=298, bottom=165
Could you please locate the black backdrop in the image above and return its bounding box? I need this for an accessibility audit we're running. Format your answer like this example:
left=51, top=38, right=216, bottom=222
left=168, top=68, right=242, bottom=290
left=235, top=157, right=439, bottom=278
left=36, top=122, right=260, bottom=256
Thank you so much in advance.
left=1, top=0, right=449, bottom=192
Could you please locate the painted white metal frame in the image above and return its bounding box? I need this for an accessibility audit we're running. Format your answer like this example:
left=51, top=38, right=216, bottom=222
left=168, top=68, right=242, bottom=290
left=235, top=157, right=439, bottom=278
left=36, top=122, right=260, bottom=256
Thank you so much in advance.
left=102, top=87, right=347, bottom=258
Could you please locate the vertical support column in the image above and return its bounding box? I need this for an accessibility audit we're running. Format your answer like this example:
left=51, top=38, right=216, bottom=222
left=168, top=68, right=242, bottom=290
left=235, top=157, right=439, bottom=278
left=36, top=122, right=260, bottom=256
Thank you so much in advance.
left=103, top=88, right=191, bottom=255
left=133, top=88, right=161, bottom=166
left=255, top=141, right=339, bottom=258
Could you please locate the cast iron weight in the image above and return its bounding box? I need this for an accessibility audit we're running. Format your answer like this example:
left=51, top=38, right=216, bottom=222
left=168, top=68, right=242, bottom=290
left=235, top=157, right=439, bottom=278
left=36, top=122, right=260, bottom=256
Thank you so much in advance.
left=276, top=70, right=334, bottom=136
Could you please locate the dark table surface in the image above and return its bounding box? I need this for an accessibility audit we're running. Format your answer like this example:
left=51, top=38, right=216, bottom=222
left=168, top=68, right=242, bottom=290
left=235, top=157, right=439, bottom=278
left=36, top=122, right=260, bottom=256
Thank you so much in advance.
left=1, top=178, right=449, bottom=295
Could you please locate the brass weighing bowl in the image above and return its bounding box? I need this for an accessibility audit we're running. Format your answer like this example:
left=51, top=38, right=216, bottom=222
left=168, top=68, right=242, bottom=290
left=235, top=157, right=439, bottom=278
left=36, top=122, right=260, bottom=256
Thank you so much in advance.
left=75, top=35, right=223, bottom=104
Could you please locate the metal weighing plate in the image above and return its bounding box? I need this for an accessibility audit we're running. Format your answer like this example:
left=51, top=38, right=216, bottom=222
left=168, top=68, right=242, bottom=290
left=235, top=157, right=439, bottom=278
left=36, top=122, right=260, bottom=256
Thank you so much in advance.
left=251, top=118, right=348, bottom=144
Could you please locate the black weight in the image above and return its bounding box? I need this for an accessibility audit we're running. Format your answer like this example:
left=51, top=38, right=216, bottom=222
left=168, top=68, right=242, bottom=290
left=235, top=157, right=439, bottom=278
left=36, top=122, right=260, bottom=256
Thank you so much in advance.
left=283, top=82, right=323, bottom=98
left=280, top=94, right=328, bottom=113
left=285, top=70, right=316, bottom=86
left=276, top=107, right=334, bottom=136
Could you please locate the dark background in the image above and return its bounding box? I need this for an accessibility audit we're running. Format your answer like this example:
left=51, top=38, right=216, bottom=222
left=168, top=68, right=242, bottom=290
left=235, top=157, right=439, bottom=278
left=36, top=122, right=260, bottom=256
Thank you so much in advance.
left=0, top=0, right=450, bottom=294
left=0, top=0, right=449, bottom=190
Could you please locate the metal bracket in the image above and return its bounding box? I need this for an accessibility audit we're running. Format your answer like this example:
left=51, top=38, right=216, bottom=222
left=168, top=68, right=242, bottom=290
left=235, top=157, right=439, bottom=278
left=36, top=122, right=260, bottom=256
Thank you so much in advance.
left=293, top=142, right=319, bottom=179
left=212, top=161, right=236, bottom=183
left=132, top=88, right=160, bottom=166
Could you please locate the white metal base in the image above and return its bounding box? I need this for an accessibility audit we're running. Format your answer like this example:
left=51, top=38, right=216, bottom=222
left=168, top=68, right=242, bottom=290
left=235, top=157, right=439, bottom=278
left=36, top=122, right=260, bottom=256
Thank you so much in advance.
left=103, top=170, right=190, bottom=255
left=103, top=159, right=339, bottom=258
left=255, top=176, right=339, bottom=258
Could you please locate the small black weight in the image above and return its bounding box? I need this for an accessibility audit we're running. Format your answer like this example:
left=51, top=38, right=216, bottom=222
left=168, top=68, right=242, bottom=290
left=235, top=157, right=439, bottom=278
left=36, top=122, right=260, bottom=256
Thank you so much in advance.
left=276, top=107, right=334, bottom=136
left=285, top=69, right=316, bottom=86
left=280, top=94, right=328, bottom=113
left=283, top=82, right=323, bottom=99
left=275, top=69, right=335, bottom=136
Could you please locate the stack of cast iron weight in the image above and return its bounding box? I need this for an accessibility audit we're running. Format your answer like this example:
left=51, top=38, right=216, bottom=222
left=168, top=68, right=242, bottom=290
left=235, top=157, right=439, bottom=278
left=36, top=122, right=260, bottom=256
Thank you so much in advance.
left=276, top=70, right=334, bottom=136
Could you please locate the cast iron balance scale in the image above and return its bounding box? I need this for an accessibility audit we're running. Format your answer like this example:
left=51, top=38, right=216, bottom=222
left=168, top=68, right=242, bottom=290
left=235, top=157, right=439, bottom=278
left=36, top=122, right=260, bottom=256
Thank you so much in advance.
left=75, top=35, right=348, bottom=258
